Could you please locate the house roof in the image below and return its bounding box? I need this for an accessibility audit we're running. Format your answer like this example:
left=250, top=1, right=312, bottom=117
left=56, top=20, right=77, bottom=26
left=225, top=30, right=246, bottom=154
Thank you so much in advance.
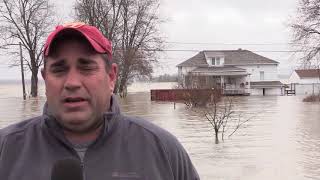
left=177, top=51, right=208, bottom=67
left=295, top=69, right=320, bottom=78
left=177, top=49, right=279, bottom=67
left=192, top=66, right=246, bottom=72
left=250, top=81, right=284, bottom=88
left=190, top=66, right=249, bottom=76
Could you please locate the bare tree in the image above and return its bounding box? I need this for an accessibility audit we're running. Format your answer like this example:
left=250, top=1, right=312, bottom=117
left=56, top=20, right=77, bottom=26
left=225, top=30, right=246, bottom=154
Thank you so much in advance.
left=74, top=0, right=164, bottom=97
left=203, top=97, right=253, bottom=144
left=291, top=0, right=320, bottom=67
left=180, top=88, right=252, bottom=144
left=74, top=0, right=123, bottom=45
left=0, top=0, right=55, bottom=97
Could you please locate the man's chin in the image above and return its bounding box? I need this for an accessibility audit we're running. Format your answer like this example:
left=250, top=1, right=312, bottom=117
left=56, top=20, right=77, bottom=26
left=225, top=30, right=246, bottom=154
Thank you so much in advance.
left=60, top=120, right=93, bottom=134
left=59, top=113, right=103, bottom=134
left=59, top=113, right=91, bottom=128
left=61, top=110, right=90, bottom=121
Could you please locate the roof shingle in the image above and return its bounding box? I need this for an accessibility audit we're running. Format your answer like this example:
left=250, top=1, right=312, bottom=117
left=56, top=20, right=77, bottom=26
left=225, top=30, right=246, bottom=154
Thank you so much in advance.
left=177, top=49, right=279, bottom=67
left=295, top=69, right=320, bottom=78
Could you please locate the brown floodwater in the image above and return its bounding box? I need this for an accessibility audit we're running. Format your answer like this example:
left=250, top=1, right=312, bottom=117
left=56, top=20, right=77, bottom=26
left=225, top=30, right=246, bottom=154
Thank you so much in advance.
left=0, top=82, right=320, bottom=180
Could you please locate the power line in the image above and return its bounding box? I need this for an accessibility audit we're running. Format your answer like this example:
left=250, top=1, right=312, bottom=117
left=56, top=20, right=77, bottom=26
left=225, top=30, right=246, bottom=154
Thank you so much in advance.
left=163, top=41, right=302, bottom=46
left=138, top=49, right=305, bottom=53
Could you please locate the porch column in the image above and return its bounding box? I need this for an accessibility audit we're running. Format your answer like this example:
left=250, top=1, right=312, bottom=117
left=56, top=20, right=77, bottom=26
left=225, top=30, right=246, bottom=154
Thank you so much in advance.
left=205, top=76, right=208, bottom=88
left=248, top=75, right=251, bottom=90
left=221, top=76, right=224, bottom=89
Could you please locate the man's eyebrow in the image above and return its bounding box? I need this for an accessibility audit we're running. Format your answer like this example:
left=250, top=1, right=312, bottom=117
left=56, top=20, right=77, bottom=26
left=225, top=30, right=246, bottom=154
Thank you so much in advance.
left=78, top=57, right=98, bottom=65
left=49, top=59, right=66, bottom=67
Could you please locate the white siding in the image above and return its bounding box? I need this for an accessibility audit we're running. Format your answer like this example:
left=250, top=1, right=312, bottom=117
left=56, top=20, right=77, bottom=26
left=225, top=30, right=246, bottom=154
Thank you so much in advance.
left=288, top=71, right=320, bottom=84
left=295, top=83, right=320, bottom=95
left=236, top=64, right=278, bottom=81
left=181, top=66, right=197, bottom=75
left=206, top=57, right=212, bottom=66
left=178, top=66, right=197, bottom=86
left=250, top=88, right=262, bottom=95
left=220, top=57, right=225, bottom=66
left=288, top=71, right=301, bottom=83
left=178, top=63, right=282, bottom=96
left=299, top=78, right=320, bottom=84
left=250, top=88, right=282, bottom=95
left=178, top=67, right=182, bottom=77
left=266, top=88, right=282, bottom=95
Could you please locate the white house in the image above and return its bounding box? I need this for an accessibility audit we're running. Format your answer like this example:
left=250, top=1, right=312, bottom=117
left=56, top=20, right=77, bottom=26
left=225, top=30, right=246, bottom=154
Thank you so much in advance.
left=177, top=49, right=284, bottom=96
left=288, top=69, right=320, bottom=95
left=289, top=69, right=320, bottom=84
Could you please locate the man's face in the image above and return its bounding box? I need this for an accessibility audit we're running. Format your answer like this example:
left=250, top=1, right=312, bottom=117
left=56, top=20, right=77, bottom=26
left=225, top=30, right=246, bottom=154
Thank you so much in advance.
left=42, top=39, right=117, bottom=134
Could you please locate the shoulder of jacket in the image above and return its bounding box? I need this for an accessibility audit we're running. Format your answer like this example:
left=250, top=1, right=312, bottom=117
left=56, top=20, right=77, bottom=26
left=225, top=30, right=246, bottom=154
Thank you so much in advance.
left=0, top=116, right=43, bottom=159
left=121, top=115, right=183, bottom=152
left=0, top=116, right=43, bottom=140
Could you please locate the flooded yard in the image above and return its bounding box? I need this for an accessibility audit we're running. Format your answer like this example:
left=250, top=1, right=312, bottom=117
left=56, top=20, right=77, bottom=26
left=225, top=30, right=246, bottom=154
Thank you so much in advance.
left=0, top=82, right=319, bottom=180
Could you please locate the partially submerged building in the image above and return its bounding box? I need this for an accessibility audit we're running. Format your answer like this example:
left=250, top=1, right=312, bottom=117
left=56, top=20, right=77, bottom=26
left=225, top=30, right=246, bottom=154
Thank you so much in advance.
left=288, top=69, right=320, bottom=95
left=177, top=49, right=284, bottom=95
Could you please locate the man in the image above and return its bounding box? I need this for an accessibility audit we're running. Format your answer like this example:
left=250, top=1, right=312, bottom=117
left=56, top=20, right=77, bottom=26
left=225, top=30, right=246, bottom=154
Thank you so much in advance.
left=0, top=22, right=200, bottom=180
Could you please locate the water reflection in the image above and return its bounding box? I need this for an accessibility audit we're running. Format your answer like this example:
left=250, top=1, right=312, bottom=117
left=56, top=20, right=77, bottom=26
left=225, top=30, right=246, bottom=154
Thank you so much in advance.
left=293, top=101, right=320, bottom=179
left=0, top=92, right=320, bottom=180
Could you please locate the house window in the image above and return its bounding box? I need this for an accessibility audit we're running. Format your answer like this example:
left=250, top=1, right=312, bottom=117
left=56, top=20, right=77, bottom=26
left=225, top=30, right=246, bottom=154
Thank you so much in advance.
left=216, top=57, right=220, bottom=65
left=260, top=71, right=264, bottom=80
left=211, top=58, right=215, bottom=65
left=211, top=57, right=221, bottom=66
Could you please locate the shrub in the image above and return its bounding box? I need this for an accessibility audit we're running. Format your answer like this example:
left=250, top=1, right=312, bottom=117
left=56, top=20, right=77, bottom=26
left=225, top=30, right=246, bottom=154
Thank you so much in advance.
left=303, top=94, right=320, bottom=102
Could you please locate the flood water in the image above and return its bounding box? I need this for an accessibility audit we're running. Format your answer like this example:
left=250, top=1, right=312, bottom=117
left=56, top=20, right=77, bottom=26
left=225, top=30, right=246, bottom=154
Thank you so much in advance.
left=0, top=82, right=320, bottom=180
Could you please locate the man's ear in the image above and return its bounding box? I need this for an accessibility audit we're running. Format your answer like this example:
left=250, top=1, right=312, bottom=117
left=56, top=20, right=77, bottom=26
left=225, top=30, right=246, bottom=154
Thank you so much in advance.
left=41, top=68, right=46, bottom=80
left=108, top=63, right=118, bottom=93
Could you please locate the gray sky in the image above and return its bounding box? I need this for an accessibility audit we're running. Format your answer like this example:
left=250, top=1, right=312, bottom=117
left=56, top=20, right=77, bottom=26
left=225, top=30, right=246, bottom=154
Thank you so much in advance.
left=0, top=0, right=300, bottom=80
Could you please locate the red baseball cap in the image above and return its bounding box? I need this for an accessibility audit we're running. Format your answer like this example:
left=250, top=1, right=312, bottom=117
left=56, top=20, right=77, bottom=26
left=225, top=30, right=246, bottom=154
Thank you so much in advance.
left=44, top=22, right=112, bottom=60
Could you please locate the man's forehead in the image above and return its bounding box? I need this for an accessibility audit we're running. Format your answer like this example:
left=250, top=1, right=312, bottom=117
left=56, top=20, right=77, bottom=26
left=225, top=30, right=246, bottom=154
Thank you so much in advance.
left=49, top=40, right=97, bottom=58
left=47, top=32, right=96, bottom=57
left=46, top=54, right=98, bottom=63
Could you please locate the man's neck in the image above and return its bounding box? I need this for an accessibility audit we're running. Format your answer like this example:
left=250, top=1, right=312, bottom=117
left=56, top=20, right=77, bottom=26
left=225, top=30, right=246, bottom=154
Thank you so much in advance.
left=64, top=125, right=103, bottom=145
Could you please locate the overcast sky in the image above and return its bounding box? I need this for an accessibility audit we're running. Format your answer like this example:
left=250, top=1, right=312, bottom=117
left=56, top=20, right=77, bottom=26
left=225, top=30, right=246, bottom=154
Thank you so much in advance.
left=0, top=0, right=300, bottom=80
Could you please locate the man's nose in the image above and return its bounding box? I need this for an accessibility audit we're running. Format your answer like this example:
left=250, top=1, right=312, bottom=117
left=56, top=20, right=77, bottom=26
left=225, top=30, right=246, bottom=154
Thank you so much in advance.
left=64, top=69, right=81, bottom=91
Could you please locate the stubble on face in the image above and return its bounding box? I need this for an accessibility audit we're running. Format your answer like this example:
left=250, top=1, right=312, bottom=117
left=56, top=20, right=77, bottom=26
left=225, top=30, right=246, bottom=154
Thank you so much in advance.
left=43, top=39, right=116, bottom=140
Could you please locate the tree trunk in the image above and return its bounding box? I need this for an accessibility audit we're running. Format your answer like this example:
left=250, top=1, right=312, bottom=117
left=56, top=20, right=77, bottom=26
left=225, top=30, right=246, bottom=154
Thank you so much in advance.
left=118, top=77, right=128, bottom=98
left=30, top=71, right=38, bottom=97
left=114, top=80, right=120, bottom=94
left=215, top=129, right=219, bottom=144
left=118, top=68, right=129, bottom=97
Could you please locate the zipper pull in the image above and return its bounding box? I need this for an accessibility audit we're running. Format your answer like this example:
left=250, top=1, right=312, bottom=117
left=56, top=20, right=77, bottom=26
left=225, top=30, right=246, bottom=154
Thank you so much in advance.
left=80, top=160, right=86, bottom=180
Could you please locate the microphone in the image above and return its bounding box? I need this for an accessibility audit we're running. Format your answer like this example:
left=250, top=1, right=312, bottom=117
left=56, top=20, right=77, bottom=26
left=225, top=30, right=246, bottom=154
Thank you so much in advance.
left=51, top=159, right=84, bottom=180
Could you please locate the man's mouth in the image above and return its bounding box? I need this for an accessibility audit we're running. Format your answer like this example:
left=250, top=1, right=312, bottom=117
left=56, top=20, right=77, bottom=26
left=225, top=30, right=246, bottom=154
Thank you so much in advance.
left=62, top=97, right=88, bottom=109
left=64, top=97, right=86, bottom=103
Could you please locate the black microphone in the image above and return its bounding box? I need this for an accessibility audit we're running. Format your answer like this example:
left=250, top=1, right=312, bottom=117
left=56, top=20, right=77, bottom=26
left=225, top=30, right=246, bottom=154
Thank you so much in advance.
left=51, top=159, right=84, bottom=180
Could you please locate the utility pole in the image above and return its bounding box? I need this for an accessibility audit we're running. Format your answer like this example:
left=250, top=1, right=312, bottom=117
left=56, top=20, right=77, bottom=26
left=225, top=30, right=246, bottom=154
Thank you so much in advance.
left=19, top=42, right=26, bottom=100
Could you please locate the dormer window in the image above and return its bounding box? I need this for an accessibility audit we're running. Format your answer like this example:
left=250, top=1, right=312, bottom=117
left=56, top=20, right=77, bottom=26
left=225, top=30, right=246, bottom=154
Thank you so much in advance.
left=211, top=57, right=221, bottom=66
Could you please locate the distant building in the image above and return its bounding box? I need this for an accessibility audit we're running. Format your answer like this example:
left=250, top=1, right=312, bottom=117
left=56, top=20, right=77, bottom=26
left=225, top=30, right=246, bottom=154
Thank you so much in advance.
left=288, top=69, right=320, bottom=95
left=177, top=49, right=284, bottom=95
left=289, top=69, right=320, bottom=84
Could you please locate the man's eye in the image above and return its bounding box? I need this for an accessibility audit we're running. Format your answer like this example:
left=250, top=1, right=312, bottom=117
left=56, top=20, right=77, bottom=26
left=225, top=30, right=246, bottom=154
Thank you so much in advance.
left=80, top=65, right=97, bottom=71
left=81, top=67, right=94, bottom=70
left=50, top=67, right=67, bottom=73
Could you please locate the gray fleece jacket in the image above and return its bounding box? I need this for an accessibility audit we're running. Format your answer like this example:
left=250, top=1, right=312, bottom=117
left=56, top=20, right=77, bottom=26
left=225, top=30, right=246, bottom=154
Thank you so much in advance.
left=0, top=96, right=200, bottom=180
